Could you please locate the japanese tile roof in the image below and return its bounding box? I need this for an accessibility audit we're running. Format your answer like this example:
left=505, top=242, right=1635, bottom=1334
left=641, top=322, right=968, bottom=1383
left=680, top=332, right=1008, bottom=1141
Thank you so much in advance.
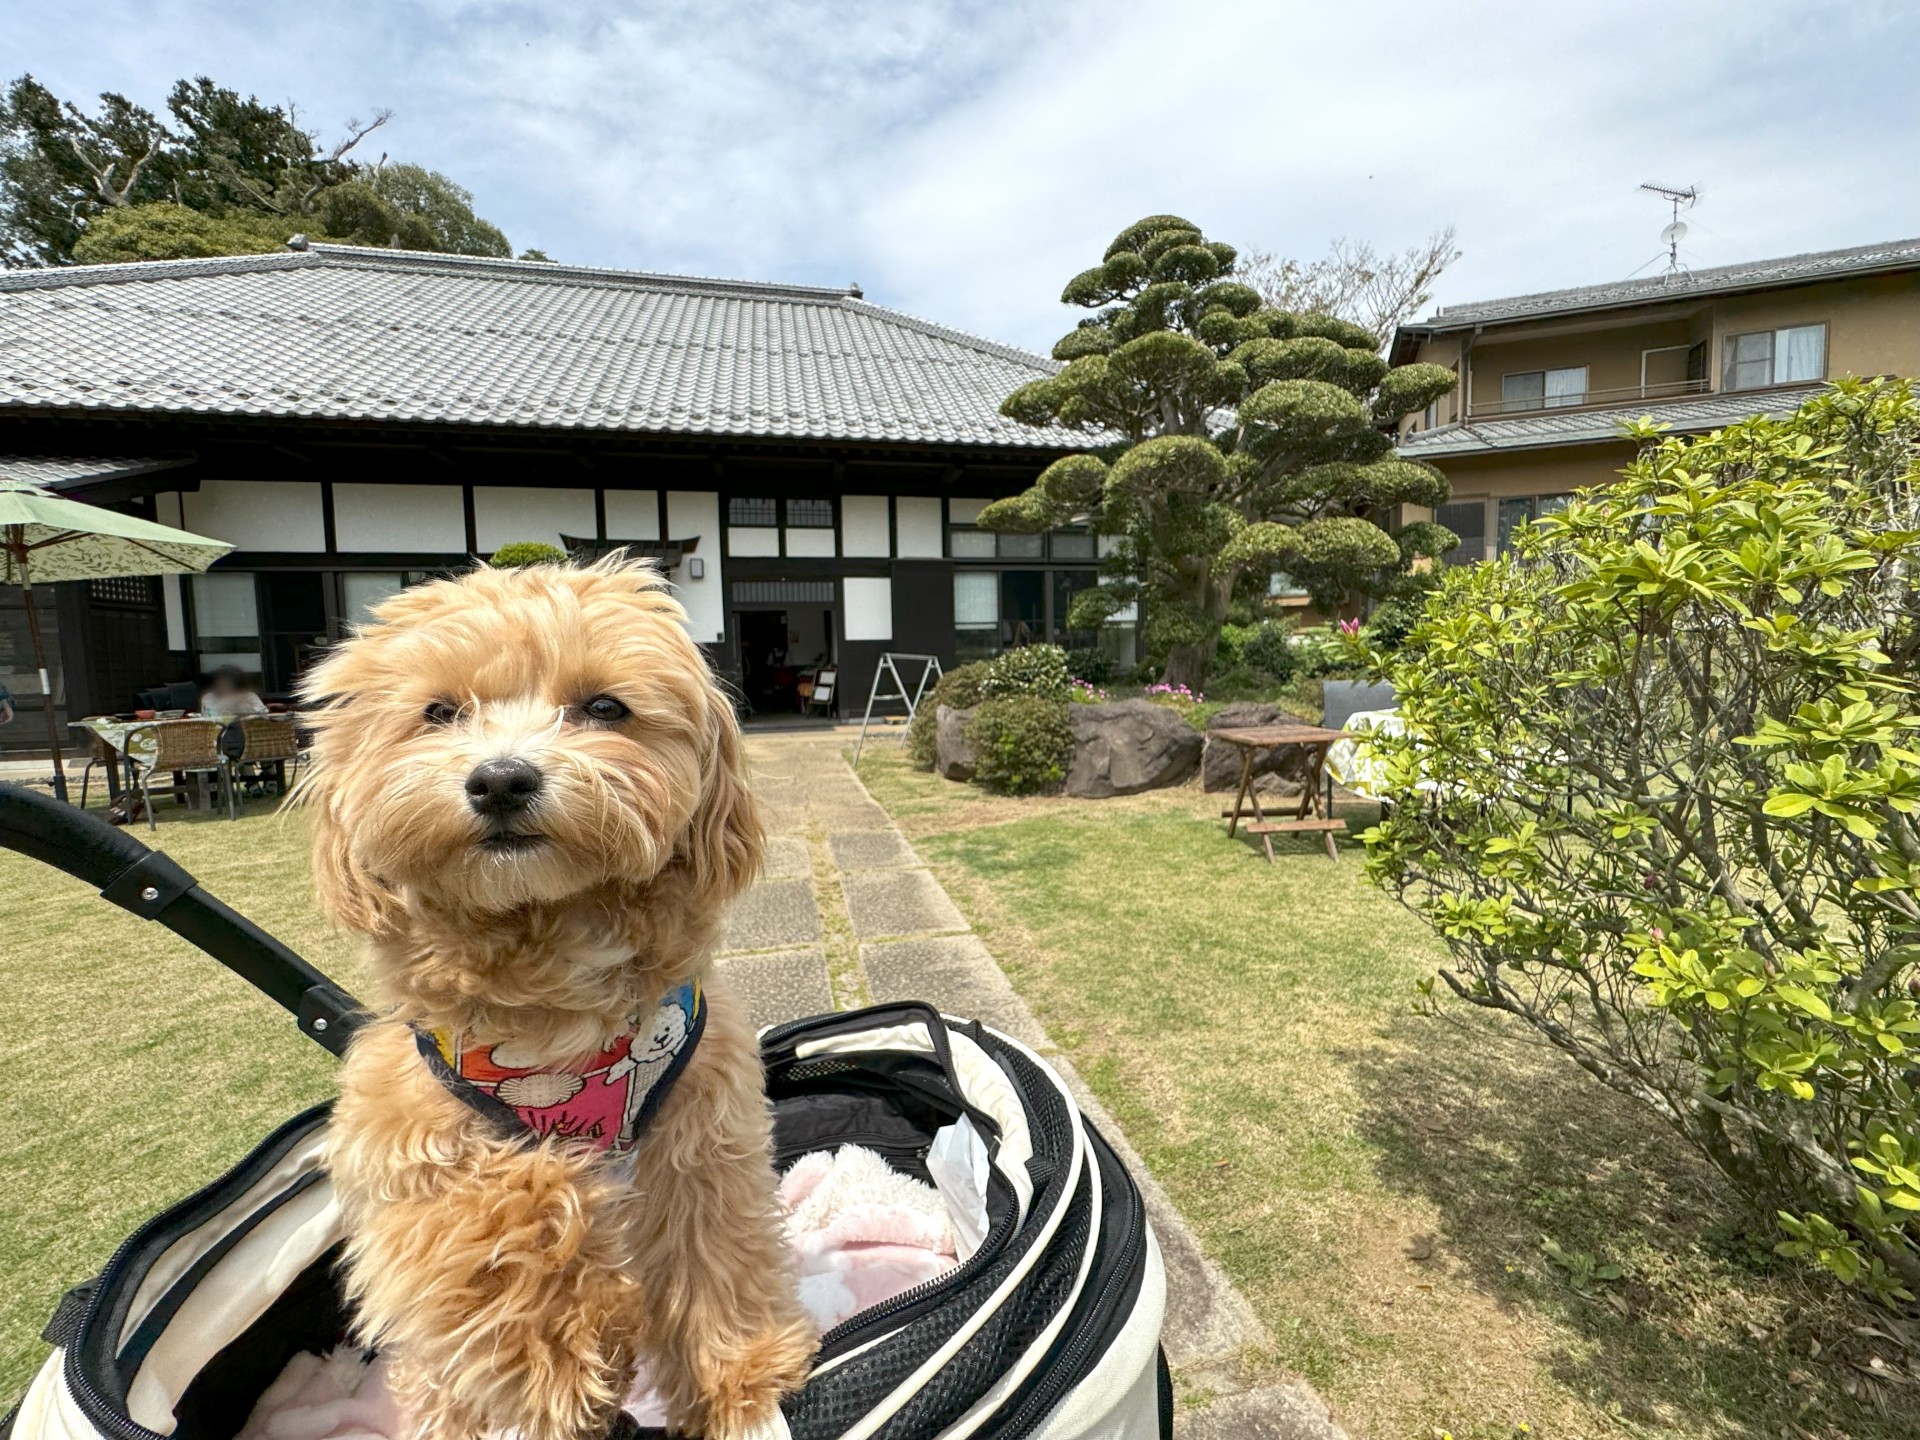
left=1401, top=238, right=1920, bottom=336
left=1395, top=383, right=1825, bottom=458
left=0, top=454, right=191, bottom=490
left=0, top=245, right=1064, bottom=449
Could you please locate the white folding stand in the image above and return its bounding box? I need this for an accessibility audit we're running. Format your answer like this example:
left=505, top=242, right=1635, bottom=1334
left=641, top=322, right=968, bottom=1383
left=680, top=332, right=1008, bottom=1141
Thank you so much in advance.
left=853, top=653, right=943, bottom=764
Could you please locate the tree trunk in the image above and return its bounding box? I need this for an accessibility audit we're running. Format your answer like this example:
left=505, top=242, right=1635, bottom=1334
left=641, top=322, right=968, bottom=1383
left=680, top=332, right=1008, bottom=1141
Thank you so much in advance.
left=1156, top=568, right=1235, bottom=691
left=1160, top=642, right=1210, bottom=692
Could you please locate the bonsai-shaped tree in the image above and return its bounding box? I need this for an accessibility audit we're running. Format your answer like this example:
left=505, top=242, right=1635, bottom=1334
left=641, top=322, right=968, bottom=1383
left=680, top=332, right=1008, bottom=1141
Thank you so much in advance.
left=489, top=541, right=568, bottom=568
left=982, top=214, right=1459, bottom=688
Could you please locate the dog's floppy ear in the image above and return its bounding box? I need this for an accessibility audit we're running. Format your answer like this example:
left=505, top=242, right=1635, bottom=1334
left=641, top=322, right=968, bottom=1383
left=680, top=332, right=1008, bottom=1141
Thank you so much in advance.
left=288, top=686, right=404, bottom=937
left=678, top=695, right=763, bottom=907
left=305, top=795, right=404, bottom=936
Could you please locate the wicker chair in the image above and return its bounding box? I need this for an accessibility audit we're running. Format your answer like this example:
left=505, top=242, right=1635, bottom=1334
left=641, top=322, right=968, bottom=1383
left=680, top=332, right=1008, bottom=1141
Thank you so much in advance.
left=237, top=716, right=301, bottom=796
left=130, top=720, right=235, bottom=829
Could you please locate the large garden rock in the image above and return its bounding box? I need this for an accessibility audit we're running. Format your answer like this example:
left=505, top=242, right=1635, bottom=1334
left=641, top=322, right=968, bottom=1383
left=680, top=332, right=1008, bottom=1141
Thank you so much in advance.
left=1064, top=700, right=1203, bottom=798
left=1202, top=702, right=1315, bottom=793
left=934, top=705, right=976, bottom=781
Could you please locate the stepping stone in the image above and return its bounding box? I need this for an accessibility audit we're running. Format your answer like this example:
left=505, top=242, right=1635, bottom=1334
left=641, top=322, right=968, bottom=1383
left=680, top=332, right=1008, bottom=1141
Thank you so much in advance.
left=827, top=829, right=919, bottom=872
left=841, top=869, right=965, bottom=939
left=860, top=934, right=1046, bottom=1047
left=719, top=947, right=835, bottom=1030
left=722, top=878, right=821, bottom=952
left=761, top=835, right=812, bottom=879
left=809, top=797, right=893, bottom=830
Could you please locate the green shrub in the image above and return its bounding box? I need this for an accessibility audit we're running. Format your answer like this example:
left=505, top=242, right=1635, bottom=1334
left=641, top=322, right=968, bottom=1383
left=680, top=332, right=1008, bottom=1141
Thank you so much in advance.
left=967, top=695, right=1074, bottom=795
left=983, top=643, right=1072, bottom=700
left=490, top=541, right=569, bottom=567
left=906, top=661, right=992, bottom=770
left=1063, top=646, right=1112, bottom=685
left=1362, top=379, right=1920, bottom=1309
left=1240, top=621, right=1297, bottom=681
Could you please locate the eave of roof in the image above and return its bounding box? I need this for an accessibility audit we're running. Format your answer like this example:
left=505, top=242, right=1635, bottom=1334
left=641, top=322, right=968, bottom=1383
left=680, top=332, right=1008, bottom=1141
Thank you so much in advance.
left=0, top=454, right=193, bottom=491
left=1395, top=383, right=1823, bottom=459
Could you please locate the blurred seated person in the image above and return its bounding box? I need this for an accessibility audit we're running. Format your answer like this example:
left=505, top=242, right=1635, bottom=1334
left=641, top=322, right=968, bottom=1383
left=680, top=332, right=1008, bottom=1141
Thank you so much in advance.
left=200, top=665, right=268, bottom=719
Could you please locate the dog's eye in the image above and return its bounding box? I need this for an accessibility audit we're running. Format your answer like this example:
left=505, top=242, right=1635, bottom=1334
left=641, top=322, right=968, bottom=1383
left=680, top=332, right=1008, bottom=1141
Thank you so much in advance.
left=581, top=695, right=630, bottom=723
left=422, top=701, right=459, bottom=726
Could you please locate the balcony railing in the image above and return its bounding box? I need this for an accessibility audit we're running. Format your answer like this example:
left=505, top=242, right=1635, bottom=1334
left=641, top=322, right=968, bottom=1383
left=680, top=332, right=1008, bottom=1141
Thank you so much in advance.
left=1468, top=377, right=1710, bottom=420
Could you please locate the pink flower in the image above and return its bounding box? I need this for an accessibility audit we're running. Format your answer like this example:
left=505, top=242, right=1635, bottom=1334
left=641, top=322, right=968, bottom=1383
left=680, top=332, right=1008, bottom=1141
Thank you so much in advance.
left=1649, top=926, right=1665, bottom=943
left=1339, top=617, right=1362, bottom=637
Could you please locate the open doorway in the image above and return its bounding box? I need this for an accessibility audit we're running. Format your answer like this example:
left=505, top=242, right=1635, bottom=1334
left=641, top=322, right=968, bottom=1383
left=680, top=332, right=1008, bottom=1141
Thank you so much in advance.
left=732, top=589, right=835, bottom=715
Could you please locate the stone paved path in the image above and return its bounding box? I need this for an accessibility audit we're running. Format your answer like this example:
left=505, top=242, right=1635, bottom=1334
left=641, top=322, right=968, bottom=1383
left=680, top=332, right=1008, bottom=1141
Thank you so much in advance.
left=727, top=732, right=1343, bottom=1440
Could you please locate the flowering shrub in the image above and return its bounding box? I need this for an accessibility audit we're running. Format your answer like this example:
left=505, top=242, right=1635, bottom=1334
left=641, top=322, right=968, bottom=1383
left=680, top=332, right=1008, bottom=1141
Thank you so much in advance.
left=1361, top=380, right=1920, bottom=1309
left=1069, top=679, right=1109, bottom=704
left=983, top=644, right=1073, bottom=701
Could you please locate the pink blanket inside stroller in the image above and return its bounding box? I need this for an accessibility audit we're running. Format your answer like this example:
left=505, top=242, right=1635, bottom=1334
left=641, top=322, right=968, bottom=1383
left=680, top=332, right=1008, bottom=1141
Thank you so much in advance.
left=237, top=1145, right=958, bottom=1439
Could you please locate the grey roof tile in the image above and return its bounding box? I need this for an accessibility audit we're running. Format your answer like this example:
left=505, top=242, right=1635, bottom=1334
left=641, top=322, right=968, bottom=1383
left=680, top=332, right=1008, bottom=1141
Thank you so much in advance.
left=1396, top=384, right=1825, bottom=458
left=0, top=454, right=190, bottom=489
left=1408, top=238, right=1920, bottom=333
left=0, top=245, right=1064, bottom=449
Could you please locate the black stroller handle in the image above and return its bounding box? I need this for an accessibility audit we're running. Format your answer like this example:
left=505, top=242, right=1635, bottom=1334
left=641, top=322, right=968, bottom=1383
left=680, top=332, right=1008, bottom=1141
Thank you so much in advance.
left=0, top=783, right=365, bottom=1055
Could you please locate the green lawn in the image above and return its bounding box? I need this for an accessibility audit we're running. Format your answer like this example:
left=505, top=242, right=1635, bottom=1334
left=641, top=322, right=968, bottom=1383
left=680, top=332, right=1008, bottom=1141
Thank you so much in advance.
left=1, top=769, right=1904, bottom=1438
left=855, top=748, right=1903, bottom=1440
left=0, top=798, right=366, bottom=1404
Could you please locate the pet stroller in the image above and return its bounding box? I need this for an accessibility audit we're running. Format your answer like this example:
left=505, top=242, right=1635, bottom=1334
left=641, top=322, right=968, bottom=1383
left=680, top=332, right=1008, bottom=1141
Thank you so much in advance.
left=0, top=785, right=1169, bottom=1440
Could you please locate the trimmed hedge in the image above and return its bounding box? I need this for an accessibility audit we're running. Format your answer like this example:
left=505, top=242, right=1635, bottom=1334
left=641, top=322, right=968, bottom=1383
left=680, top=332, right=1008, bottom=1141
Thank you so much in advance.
left=491, top=541, right=569, bottom=567
left=967, top=695, right=1074, bottom=795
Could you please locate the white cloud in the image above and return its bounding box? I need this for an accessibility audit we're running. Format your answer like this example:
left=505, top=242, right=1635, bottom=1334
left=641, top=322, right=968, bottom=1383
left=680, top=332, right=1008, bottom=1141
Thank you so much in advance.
left=11, top=0, right=1917, bottom=350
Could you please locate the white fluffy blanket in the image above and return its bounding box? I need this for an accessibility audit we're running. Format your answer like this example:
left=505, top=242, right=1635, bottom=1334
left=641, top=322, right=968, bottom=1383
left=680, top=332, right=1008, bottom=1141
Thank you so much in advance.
left=237, top=1146, right=957, bottom=1440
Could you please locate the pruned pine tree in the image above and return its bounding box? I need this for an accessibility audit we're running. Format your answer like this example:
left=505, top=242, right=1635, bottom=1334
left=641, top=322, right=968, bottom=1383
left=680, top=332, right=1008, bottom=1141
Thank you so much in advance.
left=982, top=214, right=1459, bottom=688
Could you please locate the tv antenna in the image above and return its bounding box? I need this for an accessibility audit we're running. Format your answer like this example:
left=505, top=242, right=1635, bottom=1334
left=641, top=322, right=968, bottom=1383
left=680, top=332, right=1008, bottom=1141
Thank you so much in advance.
left=1639, top=183, right=1699, bottom=277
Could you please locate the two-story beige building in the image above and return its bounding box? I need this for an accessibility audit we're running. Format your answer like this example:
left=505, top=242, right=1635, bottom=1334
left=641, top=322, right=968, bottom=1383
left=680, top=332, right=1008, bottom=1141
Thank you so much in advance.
left=1389, top=238, right=1920, bottom=562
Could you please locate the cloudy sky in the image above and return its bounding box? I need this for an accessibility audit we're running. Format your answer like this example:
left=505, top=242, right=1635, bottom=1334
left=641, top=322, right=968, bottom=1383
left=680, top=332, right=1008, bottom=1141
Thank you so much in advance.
left=12, top=0, right=1919, bottom=351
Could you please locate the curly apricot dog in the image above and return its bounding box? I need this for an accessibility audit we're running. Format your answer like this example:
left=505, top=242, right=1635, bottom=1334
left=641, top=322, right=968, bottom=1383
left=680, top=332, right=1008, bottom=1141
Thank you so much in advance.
left=297, top=558, right=815, bottom=1440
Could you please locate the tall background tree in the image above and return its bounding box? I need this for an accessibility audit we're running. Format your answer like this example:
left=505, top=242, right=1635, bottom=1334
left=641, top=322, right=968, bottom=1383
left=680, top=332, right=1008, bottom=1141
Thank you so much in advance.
left=1236, top=227, right=1461, bottom=350
left=0, top=73, right=517, bottom=267
left=982, top=214, right=1460, bottom=688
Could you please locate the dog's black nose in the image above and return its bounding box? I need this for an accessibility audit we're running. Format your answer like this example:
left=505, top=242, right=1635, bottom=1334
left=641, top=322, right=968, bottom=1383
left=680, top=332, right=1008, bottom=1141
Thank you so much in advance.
left=465, top=757, right=543, bottom=816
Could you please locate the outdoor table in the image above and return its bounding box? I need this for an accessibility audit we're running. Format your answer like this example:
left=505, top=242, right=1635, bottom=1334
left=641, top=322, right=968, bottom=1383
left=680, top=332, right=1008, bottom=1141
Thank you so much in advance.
left=1212, top=723, right=1352, bottom=862
left=70, top=714, right=295, bottom=809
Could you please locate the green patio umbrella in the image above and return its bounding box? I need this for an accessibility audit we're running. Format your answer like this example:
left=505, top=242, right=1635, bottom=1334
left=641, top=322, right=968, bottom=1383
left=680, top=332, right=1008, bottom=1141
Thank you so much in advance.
left=0, top=480, right=232, bottom=801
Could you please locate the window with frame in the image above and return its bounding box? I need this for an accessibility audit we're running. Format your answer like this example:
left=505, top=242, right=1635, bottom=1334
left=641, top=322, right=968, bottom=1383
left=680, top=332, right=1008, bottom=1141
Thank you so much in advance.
left=785, top=498, right=834, bottom=528
left=727, top=497, right=779, bottom=527
left=1500, top=366, right=1588, bottom=412
left=1723, top=324, right=1825, bottom=391
left=1436, top=499, right=1488, bottom=565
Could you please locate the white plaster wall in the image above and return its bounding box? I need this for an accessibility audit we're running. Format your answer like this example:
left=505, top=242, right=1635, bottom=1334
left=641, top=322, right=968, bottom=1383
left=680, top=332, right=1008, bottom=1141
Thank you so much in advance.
left=472, top=486, right=596, bottom=553
left=333, top=483, right=466, bottom=552
left=603, top=489, right=661, bottom=541
left=667, top=491, right=725, bottom=642
left=728, top=527, right=780, bottom=557
left=948, top=498, right=989, bottom=526
left=785, top=528, right=836, bottom=558
left=162, top=576, right=186, bottom=651
left=183, top=481, right=326, bottom=552
left=840, top=496, right=891, bottom=557
left=843, top=577, right=894, bottom=641
left=896, top=497, right=943, bottom=558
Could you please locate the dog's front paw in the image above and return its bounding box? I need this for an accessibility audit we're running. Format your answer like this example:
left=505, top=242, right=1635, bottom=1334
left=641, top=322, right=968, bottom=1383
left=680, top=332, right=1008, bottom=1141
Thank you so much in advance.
left=671, top=1318, right=817, bottom=1439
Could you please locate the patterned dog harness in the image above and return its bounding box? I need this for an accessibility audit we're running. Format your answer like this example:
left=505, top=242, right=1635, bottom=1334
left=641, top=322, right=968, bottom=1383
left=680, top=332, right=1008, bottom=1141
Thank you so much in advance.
left=413, top=982, right=705, bottom=1157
